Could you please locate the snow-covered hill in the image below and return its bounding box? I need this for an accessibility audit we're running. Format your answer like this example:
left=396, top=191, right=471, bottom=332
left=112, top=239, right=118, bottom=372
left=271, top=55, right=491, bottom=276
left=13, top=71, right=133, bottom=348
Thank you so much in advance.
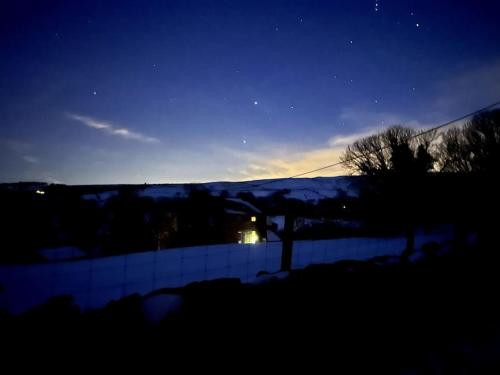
left=82, top=176, right=361, bottom=203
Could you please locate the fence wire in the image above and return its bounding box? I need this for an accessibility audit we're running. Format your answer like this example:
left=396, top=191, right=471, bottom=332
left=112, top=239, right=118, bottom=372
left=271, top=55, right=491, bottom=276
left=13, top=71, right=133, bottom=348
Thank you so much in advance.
left=0, top=223, right=457, bottom=315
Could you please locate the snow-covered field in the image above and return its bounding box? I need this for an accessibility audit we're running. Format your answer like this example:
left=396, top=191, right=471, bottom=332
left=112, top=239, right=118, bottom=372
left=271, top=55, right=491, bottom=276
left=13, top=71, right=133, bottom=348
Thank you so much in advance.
left=0, top=228, right=452, bottom=315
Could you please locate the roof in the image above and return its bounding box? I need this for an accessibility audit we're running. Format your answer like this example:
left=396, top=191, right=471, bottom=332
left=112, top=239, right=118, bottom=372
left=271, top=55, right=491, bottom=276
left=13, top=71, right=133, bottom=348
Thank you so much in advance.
left=224, top=209, right=249, bottom=216
left=225, top=198, right=261, bottom=213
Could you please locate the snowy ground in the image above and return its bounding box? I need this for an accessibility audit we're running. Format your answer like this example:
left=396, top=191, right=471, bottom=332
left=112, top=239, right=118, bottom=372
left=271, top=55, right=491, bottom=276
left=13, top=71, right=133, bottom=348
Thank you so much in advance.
left=0, top=227, right=453, bottom=314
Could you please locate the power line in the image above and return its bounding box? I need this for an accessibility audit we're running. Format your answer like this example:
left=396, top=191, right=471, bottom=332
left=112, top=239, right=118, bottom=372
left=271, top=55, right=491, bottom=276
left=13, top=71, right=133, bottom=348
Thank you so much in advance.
left=250, top=99, right=500, bottom=186
left=209, top=99, right=500, bottom=193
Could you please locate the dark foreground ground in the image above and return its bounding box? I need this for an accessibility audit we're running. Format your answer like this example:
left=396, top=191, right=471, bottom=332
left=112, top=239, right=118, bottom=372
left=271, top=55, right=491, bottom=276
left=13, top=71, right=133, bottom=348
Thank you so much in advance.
left=1, top=236, right=500, bottom=373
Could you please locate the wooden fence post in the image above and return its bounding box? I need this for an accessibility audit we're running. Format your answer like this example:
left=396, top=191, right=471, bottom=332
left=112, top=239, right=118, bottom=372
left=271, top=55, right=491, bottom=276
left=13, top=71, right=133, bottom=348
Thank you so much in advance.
left=281, top=215, right=295, bottom=272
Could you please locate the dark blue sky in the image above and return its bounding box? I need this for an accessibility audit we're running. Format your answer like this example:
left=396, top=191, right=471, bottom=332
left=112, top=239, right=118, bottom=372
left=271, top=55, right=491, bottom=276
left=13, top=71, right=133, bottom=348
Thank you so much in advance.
left=1, top=0, right=500, bottom=184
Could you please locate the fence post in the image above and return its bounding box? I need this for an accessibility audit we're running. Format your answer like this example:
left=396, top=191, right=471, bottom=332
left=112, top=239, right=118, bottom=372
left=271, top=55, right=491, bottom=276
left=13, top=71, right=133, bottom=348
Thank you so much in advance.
left=281, top=215, right=295, bottom=272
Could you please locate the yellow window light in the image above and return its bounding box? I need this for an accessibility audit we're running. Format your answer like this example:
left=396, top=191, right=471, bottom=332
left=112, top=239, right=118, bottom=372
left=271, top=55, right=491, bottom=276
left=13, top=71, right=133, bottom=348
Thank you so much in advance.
left=248, top=230, right=259, bottom=244
left=241, top=230, right=259, bottom=244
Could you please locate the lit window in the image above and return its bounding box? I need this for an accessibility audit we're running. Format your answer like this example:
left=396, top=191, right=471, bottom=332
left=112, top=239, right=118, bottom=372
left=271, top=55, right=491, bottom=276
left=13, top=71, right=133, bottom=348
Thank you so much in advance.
left=248, top=231, right=259, bottom=244
left=251, top=216, right=256, bottom=222
left=241, top=230, right=259, bottom=244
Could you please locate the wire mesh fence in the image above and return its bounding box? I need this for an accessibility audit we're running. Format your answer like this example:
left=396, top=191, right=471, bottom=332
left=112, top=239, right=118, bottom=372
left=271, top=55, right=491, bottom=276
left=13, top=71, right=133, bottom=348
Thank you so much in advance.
left=0, top=222, right=457, bottom=315
left=2, top=103, right=496, bottom=315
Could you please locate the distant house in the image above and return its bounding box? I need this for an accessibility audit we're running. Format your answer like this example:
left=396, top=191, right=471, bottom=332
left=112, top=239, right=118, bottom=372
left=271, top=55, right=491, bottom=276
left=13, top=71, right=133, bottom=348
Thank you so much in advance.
left=223, top=198, right=267, bottom=244
left=0, top=182, right=48, bottom=193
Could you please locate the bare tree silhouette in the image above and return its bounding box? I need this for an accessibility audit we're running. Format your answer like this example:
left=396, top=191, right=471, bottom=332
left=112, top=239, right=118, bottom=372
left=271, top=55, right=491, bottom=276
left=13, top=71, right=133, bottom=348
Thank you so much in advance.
left=341, top=125, right=436, bottom=176
left=437, top=110, right=500, bottom=173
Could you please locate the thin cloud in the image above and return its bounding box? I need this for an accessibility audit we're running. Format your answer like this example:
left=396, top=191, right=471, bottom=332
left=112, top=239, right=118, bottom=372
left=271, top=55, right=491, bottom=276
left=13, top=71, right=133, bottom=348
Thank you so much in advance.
left=0, top=138, right=40, bottom=165
left=0, top=138, right=32, bottom=153
left=338, top=107, right=426, bottom=130
left=253, top=148, right=346, bottom=179
left=222, top=140, right=346, bottom=181
left=225, top=109, right=430, bottom=181
left=435, top=60, right=500, bottom=114
left=22, top=155, right=39, bottom=164
left=67, top=113, right=160, bottom=143
left=328, top=129, right=380, bottom=147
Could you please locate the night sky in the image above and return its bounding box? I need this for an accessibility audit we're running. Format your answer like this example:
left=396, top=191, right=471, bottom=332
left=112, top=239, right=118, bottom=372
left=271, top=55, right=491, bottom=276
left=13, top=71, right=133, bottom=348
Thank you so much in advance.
left=1, top=0, right=500, bottom=184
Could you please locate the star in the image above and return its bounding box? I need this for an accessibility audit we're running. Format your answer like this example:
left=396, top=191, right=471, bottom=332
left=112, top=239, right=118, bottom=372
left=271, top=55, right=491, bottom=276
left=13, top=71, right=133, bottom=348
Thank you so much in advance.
left=253, top=100, right=258, bottom=105
left=242, top=139, right=247, bottom=144
left=416, top=23, right=420, bottom=28
left=290, top=105, right=295, bottom=110
left=275, top=26, right=279, bottom=31
left=349, top=40, right=353, bottom=45
left=374, top=99, right=379, bottom=104
left=93, top=90, right=97, bottom=96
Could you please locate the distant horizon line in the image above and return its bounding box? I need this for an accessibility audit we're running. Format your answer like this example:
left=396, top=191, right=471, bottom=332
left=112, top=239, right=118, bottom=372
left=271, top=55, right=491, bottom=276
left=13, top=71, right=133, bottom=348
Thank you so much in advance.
left=0, top=175, right=353, bottom=187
